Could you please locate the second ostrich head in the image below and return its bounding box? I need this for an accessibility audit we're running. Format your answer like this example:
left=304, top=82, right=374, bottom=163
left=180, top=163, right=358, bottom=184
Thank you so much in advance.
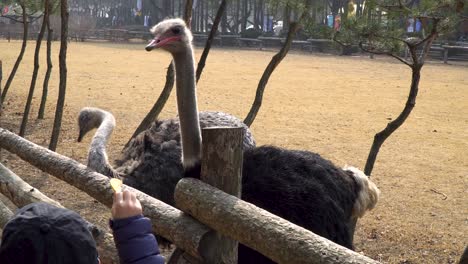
left=77, top=107, right=115, bottom=142
left=145, top=18, right=193, bottom=53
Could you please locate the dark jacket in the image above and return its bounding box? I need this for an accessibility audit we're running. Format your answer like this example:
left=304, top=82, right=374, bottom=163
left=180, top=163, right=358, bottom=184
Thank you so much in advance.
left=110, top=215, right=165, bottom=264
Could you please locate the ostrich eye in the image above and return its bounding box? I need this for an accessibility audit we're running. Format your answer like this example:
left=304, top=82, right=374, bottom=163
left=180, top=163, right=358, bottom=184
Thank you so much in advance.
left=171, top=27, right=181, bottom=35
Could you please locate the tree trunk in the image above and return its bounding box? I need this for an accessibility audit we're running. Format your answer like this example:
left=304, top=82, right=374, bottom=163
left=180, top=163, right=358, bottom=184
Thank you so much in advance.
left=253, top=0, right=259, bottom=30
left=184, top=0, right=194, bottom=29
left=124, top=64, right=175, bottom=149
left=175, top=178, right=380, bottom=264
left=19, top=1, right=49, bottom=137
left=38, top=14, right=53, bottom=120
left=283, top=4, right=291, bottom=32
left=244, top=19, right=303, bottom=126
left=0, top=128, right=213, bottom=261
left=49, top=0, right=69, bottom=151
left=260, top=0, right=265, bottom=31
left=241, top=0, right=248, bottom=31
left=204, top=0, right=209, bottom=33
left=235, top=0, right=240, bottom=33
left=162, top=0, right=171, bottom=18
left=343, top=0, right=349, bottom=20
left=221, top=2, right=228, bottom=33
left=459, top=246, right=468, bottom=264
left=196, top=0, right=227, bottom=82
left=364, top=65, right=421, bottom=176
left=200, top=0, right=205, bottom=32
left=0, top=162, right=119, bottom=264
left=1, top=3, right=29, bottom=108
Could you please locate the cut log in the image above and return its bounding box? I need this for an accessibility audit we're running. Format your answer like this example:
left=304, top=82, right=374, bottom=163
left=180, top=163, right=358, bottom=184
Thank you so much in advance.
left=0, top=128, right=211, bottom=261
left=0, top=162, right=118, bottom=264
left=0, top=198, right=14, bottom=227
left=175, top=178, right=380, bottom=264
left=0, top=162, right=61, bottom=207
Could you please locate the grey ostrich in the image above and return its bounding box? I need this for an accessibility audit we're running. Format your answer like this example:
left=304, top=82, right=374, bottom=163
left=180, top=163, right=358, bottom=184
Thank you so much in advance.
left=78, top=108, right=255, bottom=206
left=80, top=18, right=379, bottom=263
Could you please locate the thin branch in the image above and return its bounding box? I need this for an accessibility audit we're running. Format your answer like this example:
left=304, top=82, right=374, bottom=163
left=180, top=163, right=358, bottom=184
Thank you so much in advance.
left=430, top=188, right=448, bottom=200
left=333, top=32, right=352, bottom=48
left=359, top=42, right=413, bottom=67
left=418, top=18, right=441, bottom=64
left=1, top=14, right=43, bottom=23
left=368, top=33, right=411, bottom=46
left=196, top=0, right=227, bottom=82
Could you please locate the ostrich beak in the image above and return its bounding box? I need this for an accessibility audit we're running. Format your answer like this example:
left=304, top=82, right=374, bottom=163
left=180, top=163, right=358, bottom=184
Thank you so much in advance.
left=145, top=36, right=182, bottom=51
left=145, top=38, right=159, bottom=51
left=77, top=130, right=84, bottom=142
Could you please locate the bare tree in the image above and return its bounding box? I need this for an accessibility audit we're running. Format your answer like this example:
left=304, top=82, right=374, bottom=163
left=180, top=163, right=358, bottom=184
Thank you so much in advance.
left=124, top=64, right=175, bottom=148
left=49, top=0, right=69, bottom=151
left=196, top=0, right=227, bottom=82
left=362, top=22, right=440, bottom=176
left=20, top=0, right=50, bottom=137
left=1, top=1, right=29, bottom=111
left=333, top=0, right=466, bottom=243
left=244, top=2, right=311, bottom=127
left=38, top=1, right=54, bottom=120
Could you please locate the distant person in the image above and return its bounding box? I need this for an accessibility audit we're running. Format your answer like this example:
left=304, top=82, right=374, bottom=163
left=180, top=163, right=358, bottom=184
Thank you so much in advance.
left=415, top=19, right=422, bottom=32
left=407, top=17, right=415, bottom=33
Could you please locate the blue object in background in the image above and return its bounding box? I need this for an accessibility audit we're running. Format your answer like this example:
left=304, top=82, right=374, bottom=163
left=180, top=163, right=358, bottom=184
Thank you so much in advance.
left=327, top=15, right=334, bottom=28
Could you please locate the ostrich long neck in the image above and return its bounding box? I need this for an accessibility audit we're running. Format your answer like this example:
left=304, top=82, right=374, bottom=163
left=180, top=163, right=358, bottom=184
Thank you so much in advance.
left=173, top=47, right=202, bottom=169
left=88, top=110, right=118, bottom=177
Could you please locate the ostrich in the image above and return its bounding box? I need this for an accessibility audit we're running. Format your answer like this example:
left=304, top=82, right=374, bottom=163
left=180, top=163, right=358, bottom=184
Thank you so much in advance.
left=80, top=18, right=380, bottom=263
left=78, top=108, right=255, bottom=206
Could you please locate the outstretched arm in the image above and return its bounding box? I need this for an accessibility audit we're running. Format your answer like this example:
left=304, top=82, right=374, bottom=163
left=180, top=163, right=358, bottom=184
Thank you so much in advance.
left=110, top=190, right=165, bottom=264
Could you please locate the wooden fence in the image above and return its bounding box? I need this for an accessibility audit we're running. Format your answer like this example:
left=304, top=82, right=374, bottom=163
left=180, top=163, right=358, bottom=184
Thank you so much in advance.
left=1, top=25, right=467, bottom=62
left=0, top=127, right=380, bottom=263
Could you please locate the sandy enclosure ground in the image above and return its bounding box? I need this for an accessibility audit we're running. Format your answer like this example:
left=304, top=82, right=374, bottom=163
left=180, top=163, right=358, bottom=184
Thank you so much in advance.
left=0, top=40, right=467, bottom=263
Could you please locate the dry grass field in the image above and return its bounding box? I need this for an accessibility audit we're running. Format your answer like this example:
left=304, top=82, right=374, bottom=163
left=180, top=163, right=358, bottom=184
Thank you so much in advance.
left=0, top=39, right=467, bottom=263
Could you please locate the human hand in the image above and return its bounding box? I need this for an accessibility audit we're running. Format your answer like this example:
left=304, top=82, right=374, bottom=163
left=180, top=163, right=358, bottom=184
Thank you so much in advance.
left=111, top=190, right=143, bottom=220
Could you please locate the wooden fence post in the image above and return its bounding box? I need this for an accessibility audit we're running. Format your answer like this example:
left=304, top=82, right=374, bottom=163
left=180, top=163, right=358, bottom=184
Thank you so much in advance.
left=198, top=127, right=244, bottom=263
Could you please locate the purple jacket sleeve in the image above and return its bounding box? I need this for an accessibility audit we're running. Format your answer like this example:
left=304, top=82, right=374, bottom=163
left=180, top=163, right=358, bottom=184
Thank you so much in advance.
left=110, top=215, right=165, bottom=264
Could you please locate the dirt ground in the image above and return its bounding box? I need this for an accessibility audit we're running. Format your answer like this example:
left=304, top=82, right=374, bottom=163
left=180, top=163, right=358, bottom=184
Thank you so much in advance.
left=0, top=39, right=466, bottom=263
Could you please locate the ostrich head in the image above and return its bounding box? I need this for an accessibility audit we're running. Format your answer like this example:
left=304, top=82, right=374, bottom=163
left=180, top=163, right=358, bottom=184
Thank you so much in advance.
left=145, top=18, right=193, bottom=53
left=77, top=107, right=113, bottom=142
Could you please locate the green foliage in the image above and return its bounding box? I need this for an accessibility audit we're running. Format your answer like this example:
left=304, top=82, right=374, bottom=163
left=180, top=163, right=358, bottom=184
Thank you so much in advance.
left=336, top=0, right=466, bottom=55
left=0, top=0, right=48, bottom=17
left=268, top=0, right=309, bottom=11
left=303, top=20, right=334, bottom=39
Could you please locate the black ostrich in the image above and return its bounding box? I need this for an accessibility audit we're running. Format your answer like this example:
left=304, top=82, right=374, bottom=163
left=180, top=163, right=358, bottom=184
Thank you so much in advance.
left=80, top=18, right=380, bottom=263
